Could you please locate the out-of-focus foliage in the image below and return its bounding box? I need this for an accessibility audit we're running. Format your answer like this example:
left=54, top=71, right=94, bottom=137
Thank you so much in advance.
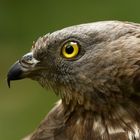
left=0, top=0, right=140, bottom=139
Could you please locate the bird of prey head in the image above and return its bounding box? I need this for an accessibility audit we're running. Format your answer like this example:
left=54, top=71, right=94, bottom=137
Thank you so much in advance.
left=7, top=21, right=140, bottom=140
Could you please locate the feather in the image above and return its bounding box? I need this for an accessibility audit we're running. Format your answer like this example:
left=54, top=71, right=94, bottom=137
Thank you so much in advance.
left=7, top=21, right=140, bottom=140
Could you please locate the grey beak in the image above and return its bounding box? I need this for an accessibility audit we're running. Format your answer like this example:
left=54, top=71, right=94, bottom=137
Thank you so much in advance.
left=7, top=52, right=39, bottom=88
left=7, top=61, right=23, bottom=88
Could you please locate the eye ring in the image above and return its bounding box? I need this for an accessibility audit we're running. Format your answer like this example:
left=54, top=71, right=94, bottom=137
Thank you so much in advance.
left=62, top=41, right=79, bottom=58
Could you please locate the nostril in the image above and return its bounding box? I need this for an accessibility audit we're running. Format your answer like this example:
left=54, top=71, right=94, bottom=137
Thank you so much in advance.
left=24, top=54, right=33, bottom=61
left=23, top=52, right=33, bottom=61
left=20, top=52, right=34, bottom=65
left=19, top=52, right=40, bottom=68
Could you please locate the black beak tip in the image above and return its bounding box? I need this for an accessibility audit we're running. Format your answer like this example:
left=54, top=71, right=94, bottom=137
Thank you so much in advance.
left=7, top=77, right=11, bottom=88
left=7, top=61, right=23, bottom=88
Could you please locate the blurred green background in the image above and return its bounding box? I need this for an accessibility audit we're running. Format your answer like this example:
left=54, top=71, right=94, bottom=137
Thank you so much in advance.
left=1, top=0, right=140, bottom=139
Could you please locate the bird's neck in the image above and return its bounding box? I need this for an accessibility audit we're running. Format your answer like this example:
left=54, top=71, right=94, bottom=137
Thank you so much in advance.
left=60, top=90, right=114, bottom=112
left=56, top=85, right=140, bottom=138
left=61, top=98, right=140, bottom=139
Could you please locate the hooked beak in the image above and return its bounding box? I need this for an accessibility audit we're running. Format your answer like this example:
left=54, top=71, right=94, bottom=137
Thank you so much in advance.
left=7, top=52, right=40, bottom=88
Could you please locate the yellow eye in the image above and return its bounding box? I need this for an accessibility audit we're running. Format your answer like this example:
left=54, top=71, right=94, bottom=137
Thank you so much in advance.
left=62, top=41, right=79, bottom=58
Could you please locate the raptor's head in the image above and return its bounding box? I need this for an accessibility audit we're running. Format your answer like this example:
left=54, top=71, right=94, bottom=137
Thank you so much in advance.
left=7, top=21, right=140, bottom=110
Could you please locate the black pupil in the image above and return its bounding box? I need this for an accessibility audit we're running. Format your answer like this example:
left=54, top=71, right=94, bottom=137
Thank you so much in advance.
left=65, top=45, right=74, bottom=54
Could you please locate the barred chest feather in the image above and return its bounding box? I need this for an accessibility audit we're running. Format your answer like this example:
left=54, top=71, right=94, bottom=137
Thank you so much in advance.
left=28, top=100, right=140, bottom=140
